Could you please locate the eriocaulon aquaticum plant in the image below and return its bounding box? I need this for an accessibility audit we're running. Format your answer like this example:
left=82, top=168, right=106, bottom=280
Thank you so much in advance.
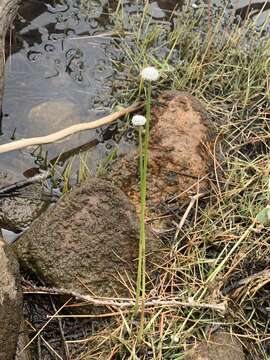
left=132, top=66, right=160, bottom=340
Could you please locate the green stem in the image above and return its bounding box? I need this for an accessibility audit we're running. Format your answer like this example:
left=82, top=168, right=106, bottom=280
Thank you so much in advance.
left=134, top=127, right=144, bottom=314
left=138, top=83, right=152, bottom=341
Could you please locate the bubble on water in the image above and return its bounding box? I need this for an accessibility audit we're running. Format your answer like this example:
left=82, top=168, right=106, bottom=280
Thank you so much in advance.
left=105, top=140, right=114, bottom=151
left=65, top=48, right=77, bottom=60
left=126, top=129, right=135, bottom=140
left=76, top=73, right=83, bottom=83
left=113, top=133, right=121, bottom=142
left=66, top=28, right=75, bottom=36
left=78, top=61, right=84, bottom=70
left=46, top=3, right=69, bottom=14
left=49, top=33, right=64, bottom=41
left=88, top=19, right=99, bottom=29
left=108, top=124, right=117, bottom=132
left=44, top=44, right=55, bottom=53
left=56, top=14, right=64, bottom=23
left=27, top=50, right=42, bottom=62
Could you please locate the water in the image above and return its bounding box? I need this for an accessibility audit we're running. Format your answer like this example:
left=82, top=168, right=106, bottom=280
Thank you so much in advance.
left=1, top=0, right=133, bottom=183
left=1, top=0, right=270, bottom=185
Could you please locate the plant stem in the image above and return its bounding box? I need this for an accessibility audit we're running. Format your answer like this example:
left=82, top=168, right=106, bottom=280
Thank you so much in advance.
left=138, top=83, right=152, bottom=340
left=134, top=127, right=144, bottom=314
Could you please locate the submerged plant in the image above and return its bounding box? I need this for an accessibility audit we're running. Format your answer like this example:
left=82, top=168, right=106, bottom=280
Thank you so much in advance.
left=133, top=66, right=159, bottom=340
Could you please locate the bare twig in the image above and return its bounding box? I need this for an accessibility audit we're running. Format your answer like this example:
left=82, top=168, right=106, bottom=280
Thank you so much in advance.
left=222, top=268, right=270, bottom=296
left=0, top=102, right=144, bottom=154
left=25, top=320, right=64, bottom=360
left=20, top=299, right=71, bottom=354
left=0, top=170, right=50, bottom=195
left=23, top=285, right=226, bottom=313
left=49, top=295, right=70, bottom=360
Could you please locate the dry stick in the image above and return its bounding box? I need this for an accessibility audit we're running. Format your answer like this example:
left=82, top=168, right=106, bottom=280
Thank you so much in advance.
left=0, top=170, right=50, bottom=194
left=0, top=102, right=144, bottom=154
left=49, top=295, right=70, bottom=359
left=20, top=298, right=71, bottom=354
left=174, top=192, right=206, bottom=241
left=23, top=286, right=226, bottom=313
left=222, top=268, right=270, bottom=296
left=26, top=320, right=64, bottom=360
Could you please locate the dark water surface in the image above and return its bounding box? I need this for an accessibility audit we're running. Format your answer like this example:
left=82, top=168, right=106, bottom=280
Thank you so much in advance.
left=1, top=0, right=270, bottom=183
left=1, top=0, right=133, bottom=183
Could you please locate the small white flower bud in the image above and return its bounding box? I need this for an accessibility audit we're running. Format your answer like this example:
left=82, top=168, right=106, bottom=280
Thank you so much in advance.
left=131, top=115, right=147, bottom=126
left=141, top=66, right=160, bottom=81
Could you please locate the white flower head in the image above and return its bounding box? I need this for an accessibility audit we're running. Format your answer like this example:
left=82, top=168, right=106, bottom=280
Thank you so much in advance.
left=131, top=115, right=146, bottom=126
left=141, top=66, right=160, bottom=82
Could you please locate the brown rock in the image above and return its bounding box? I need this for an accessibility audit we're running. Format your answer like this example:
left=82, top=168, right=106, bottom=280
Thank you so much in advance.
left=186, top=331, right=245, bottom=360
left=14, top=178, right=161, bottom=298
left=0, top=238, right=23, bottom=360
left=107, top=91, right=214, bottom=216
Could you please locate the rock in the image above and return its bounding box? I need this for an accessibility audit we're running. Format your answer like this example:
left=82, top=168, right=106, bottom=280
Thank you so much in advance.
left=0, top=184, right=47, bottom=231
left=27, top=99, right=98, bottom=160
left=186, top=331, right=245, bottom=360
left=15, top=321, right=33, bottom=360
left=0, top=170, right=47, bottom=233
left=0, top=238, right=23, bottom=360
left=14, top=178, right=161, bottom=298
left=157, top=0, right=183, bottom=11
left=28, top=100, right=82, bottom=136
left=0, top=170, right=15, bottom=187
left=107, top=91, right=214, bottom=216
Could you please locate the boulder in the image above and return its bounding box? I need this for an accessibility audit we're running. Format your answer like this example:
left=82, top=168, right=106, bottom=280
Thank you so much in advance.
left=0, top=184, right=47, bottom=232
left=15, top=321, right=33, bottom=360
left=0, top=238, right=23, bottom=360
left=14, top=178, right=161, bottom=298
left=107, top=91, right=214, bottom=217
left=186, top=331, right=245, bottom=360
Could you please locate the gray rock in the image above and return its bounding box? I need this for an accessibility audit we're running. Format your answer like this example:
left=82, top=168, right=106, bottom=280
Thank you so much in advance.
left=0, top=184, right=47, bottom=231
left=15, top=322, right=32, bottom=360
left=14, top=178, right=161, bottom=298
left=0, top=238, right=23, bottom=360
left=28, top=100, right=82, bottom=136
left=27, top=100, right=97, bottom=156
